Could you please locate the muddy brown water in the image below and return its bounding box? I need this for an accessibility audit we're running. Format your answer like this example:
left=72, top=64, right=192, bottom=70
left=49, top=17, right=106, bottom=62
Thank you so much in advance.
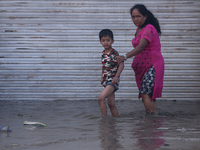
left=0, top=100, right=200, bottom=150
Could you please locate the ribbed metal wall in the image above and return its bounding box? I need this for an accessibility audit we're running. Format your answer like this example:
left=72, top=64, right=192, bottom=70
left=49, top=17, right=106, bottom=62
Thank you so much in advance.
left=0, top=0, right=200, bottom=101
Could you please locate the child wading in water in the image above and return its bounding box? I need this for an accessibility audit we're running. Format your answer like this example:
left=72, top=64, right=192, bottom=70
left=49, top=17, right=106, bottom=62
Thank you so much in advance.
left=98, top=29, right=124, bottom=117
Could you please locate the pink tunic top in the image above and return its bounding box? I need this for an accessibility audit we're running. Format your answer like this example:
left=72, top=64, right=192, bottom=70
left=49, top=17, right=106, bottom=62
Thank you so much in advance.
left=131, top=24, right=164, bottom=100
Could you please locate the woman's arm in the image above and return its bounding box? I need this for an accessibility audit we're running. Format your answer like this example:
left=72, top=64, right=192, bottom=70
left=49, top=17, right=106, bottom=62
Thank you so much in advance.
left=116, top=38, right=149, bottom=63
left=126, top=38, right=149, bottom=58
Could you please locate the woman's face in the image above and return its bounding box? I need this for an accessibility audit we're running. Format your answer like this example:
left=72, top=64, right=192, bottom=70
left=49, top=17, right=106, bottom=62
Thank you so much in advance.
left=131, top=8, right=147, bottom=27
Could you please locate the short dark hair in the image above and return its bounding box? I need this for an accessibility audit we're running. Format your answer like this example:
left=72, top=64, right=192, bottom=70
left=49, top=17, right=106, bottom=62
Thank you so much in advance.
left=99, top=29, right=114, bottom=40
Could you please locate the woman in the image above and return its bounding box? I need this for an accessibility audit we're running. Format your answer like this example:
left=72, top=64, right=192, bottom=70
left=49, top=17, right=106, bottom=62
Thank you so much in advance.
left=116, top=4, right=164, bottom=114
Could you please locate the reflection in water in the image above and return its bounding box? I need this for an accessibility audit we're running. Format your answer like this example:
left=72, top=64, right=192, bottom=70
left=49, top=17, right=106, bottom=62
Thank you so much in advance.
left=0, top=132, right=11, bottom=138
left=134, top=116, right=165, bottom=150
left=98, top=117, right=123, bottom=150
left=0, top=100, right=200, bottom=150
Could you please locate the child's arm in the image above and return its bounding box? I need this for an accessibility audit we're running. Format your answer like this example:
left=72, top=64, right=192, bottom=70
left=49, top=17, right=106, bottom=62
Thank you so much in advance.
left=112, top=62, right=124, bottom=84
left=101, top=70, right=103, bottom=84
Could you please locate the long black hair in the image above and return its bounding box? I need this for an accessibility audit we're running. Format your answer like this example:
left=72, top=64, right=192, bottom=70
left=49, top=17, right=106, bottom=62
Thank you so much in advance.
left=130, top=4, right=161, bottom=35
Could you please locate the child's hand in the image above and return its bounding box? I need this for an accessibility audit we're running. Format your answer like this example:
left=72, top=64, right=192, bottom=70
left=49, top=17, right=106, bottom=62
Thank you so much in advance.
left=112, top=76, right=118, bottom=85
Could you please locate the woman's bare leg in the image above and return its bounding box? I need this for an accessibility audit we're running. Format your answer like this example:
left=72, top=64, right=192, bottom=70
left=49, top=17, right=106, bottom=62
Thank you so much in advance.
left=141, top=94, right=157, bottom=114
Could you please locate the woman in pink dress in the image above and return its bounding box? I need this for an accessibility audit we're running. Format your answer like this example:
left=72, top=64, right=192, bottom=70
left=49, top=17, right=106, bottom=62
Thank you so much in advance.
left=116, top=4, right=164, bottom=114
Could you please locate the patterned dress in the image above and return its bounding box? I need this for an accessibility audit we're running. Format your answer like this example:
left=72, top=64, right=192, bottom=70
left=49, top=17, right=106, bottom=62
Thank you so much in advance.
left=101, top=49, right=119, bottom=87
left=131, top=24, right=165, bottom=100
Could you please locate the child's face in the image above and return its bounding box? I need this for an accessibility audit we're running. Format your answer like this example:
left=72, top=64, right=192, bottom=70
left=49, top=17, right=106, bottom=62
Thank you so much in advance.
left=100, top=36, right=114, bottom=50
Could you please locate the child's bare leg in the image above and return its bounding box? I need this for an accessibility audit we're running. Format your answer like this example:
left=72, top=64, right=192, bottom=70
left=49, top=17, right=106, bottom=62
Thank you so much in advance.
left=98, top=85, right=115, bottom=116
left=141, top=94, right=157, bottom=114
left=107, top=92, right=119, bottom=117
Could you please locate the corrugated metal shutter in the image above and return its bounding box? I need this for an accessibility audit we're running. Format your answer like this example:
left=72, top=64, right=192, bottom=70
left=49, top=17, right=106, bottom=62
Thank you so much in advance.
left=0, top=0, right=200, bottom=101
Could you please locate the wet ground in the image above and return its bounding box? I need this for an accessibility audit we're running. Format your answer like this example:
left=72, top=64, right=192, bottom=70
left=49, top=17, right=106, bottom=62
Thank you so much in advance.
left=0, top=100, right=200, bottom=150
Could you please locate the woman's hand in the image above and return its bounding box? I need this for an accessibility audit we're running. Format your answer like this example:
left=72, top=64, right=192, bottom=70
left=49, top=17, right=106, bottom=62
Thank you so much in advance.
left=116, top=55, right=125, bottom=64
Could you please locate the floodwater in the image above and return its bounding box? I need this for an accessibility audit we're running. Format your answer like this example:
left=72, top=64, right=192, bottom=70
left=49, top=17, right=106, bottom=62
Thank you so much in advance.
left=0, top=100, right=200, bottom=150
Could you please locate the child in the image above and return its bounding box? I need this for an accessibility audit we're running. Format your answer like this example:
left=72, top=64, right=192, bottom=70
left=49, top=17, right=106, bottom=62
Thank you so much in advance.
left=98, top=29, right=124, bottom=117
